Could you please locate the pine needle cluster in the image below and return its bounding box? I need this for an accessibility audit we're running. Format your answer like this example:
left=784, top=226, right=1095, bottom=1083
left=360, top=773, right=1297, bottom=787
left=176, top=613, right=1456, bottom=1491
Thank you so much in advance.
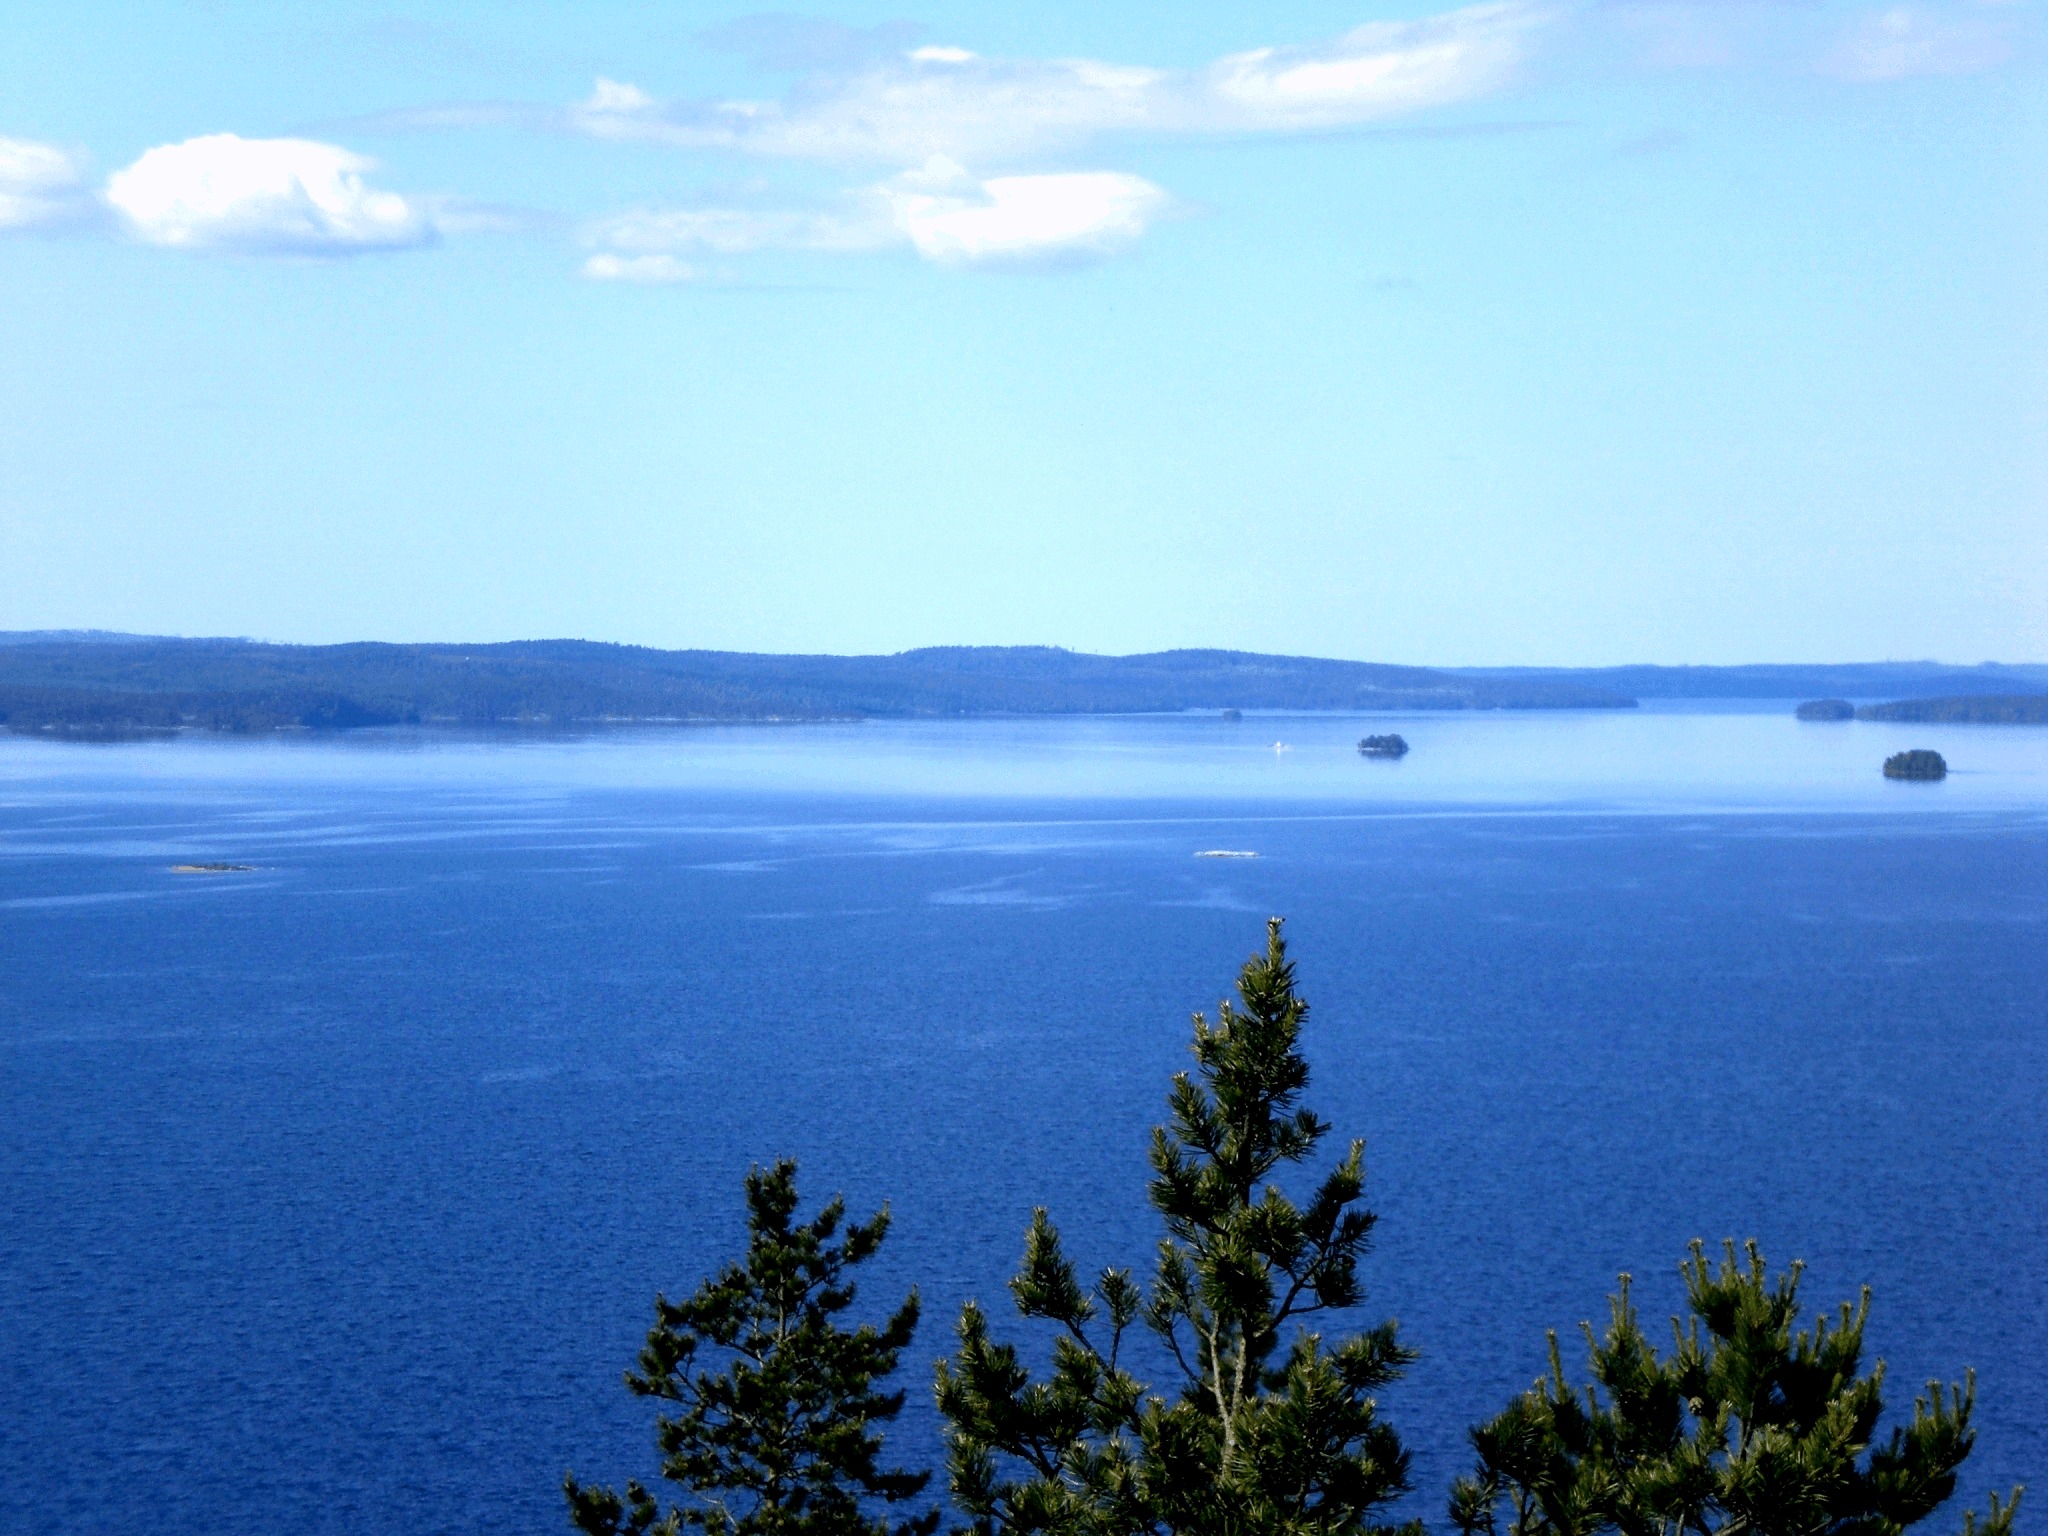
left=564, top=1159, right=938, bottom=1536
left=932, top=918, right=1418, bottom=1536
left=1449, top=1242, right=2022, bottom=1536
left=566, top=924, right=2024, bottom=1536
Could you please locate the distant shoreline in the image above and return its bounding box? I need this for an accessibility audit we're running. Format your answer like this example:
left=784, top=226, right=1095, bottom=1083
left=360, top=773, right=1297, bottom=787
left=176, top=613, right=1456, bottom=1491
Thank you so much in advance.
left=3, top=634, right=2044, bottom=739
left=0, top=636, right=1634, bottom=736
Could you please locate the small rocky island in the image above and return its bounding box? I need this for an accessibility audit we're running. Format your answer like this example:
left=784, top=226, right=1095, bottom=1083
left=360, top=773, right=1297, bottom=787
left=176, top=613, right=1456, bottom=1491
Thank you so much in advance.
left=1883, top=749, right=1947, bottom=781
left=1358, top=733, right=1409, bottom=758
left=1796, top=699, right=1855, bottom=721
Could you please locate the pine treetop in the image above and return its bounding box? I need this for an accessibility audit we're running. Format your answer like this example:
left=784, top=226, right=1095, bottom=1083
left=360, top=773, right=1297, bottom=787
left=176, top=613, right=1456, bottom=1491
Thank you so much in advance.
left=1450, top=1241, right=2023, bottom=1536
left=936, top=919, right=1417, bottom=1536
left=566, top=1160, right=938, bottom=1536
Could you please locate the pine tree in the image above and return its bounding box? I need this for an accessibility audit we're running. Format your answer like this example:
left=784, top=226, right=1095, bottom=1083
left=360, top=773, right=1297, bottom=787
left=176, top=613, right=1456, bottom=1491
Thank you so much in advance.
left=1449, top=1240, right=2023, bottom=1536
left=935, top=918, right=1418, bottom=1536
left=565, top=1159, right=940, bottom=1536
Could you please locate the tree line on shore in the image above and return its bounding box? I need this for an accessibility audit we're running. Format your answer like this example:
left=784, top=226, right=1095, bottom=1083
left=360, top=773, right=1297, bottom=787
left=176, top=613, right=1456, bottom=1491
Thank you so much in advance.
left=0, top=638, right=1633, bottom=736
left=564, top=922, right=2022, bottom=1536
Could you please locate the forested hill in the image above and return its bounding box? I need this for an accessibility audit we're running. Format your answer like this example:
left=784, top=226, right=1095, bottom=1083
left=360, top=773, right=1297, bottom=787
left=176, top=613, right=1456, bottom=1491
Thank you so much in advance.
left=1454, top=661, right=2048, bottom=699
left=0, top=636, right=1634, bottom=733
left=1856, top=694, right=2048, bottom=723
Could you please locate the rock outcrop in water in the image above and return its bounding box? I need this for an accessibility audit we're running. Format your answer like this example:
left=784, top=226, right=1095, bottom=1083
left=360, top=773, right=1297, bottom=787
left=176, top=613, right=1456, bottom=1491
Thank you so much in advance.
left=1883, top=750, right=1947, bottom=780
left=1796, top=699, right=1855, bottom=721
left=1358, top=734, right=1409, bottom=758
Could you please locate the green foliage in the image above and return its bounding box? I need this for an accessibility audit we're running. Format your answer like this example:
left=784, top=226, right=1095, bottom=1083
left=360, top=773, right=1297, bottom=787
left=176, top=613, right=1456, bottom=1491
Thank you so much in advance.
left=934, top=918, right=1418, bottom=1536
left=1882, top=752, right=1948, bottom=782
left=1449, top=1241, right=2023, bottom=1536
left=1859, top=697, right=2048, bottom=725
left=565, top=1160, right=938, bottom=1536
left=1794, top=701, right=1856, bottom=722
left=0, top=636, right=1634, bottom=734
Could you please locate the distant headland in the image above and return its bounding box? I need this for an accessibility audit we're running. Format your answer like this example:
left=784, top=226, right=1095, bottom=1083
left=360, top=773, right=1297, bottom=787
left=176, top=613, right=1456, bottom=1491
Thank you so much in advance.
left=1796, top=699, right=1856, bottom=721
left=1797, top=694, right=2048, bottom=724
left=0, top=635, right=1633, bottom=736
left=1, top=634, right=2042, bottom=737
left=1856, top=695, right=2048, bottom=724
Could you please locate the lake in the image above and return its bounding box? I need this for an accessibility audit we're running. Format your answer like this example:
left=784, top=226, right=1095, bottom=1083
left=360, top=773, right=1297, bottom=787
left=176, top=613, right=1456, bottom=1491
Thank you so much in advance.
left=2, top=705, right=2042, bottom=1535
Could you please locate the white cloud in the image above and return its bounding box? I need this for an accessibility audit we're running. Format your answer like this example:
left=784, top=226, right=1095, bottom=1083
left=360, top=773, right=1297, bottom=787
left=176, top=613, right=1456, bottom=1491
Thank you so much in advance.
left=587, top=202, right=891, bottom=257
left=1199, top=7, right=1542, bottom=128
left=0, top=137, right=93, bottom=230
left=582, top=157, right=1172, bottom=274
left=396, top=6, right=1544, bottom=280
left=104, top=134, right=435, bottom=253
left=580, top=78, right=661, bottom=120
left=568, top=3, right=1547, bottom=165
left=1827, top=4, right=2010, bottom=80
left=884, top=158, right=1168, bottom=263
left=581, top=252, right=698, bottom=283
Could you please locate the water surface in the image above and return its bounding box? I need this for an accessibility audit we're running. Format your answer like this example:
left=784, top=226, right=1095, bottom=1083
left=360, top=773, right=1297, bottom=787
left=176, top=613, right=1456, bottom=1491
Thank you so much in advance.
left=2, top=708, right=2042, bottom=1535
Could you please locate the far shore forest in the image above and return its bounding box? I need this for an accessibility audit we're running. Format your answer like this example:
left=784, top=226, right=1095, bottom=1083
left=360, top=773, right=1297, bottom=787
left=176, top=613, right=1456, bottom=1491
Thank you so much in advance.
left=1, top=635, right=2045, bottom=735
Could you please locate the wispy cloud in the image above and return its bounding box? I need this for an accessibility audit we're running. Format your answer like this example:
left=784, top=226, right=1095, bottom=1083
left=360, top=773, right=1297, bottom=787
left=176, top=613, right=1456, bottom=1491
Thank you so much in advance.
left=1825, top=4, right=2012, bottom=81
left=22, top=0, right=2016, bottom=284
left=1598, top=0, right=2021, bottom=81
left=0, top=137, right=96, bottom=231
left=586, top=200, right=889, bottom=260
left=554, top=7, right=1535, bottom=275
left=103, top=134, right=437, bottom=254
left=581, top=252, right=699, bottom=284
left=695, top=13, right=926, bottom=73
left=581, top=155, right=1171, bottom=276
left=569, top=3, right=1549, bottom=166
left=1615, top=126, right=1685, bottom=156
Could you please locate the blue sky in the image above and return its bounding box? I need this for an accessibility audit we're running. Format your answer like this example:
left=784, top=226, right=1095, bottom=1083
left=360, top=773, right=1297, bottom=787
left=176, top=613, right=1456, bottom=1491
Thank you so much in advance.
left=1, top=1, right=2041, bottom=662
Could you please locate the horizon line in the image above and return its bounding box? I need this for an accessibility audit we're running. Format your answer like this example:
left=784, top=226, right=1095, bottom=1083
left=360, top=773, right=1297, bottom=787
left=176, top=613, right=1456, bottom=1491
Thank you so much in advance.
left=2, top=630, right=2044, bottom=672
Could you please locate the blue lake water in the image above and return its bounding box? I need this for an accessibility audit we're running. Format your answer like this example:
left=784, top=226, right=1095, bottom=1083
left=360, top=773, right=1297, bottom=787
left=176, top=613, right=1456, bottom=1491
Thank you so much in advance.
left=2, top=706, right=2043, bottom=1535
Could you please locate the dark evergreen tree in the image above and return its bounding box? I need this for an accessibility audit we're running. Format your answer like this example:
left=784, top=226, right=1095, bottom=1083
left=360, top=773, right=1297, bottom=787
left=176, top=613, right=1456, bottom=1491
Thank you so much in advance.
left=565, top=1160, right=939, bottom=1536
left=935, top=918, right=1418, bottom=1536
left=1449, top=1241, right=2022, bottom=1536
